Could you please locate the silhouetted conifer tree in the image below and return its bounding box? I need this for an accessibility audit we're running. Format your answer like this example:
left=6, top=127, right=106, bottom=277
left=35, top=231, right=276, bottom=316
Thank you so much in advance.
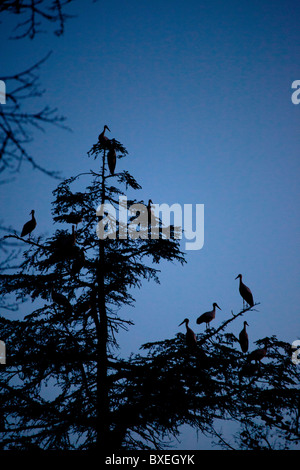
left=0, top=134, right=299, bottom=451
left=129, top=327, right=300, bottom=450
left=0, top=133, right=186, bottom=450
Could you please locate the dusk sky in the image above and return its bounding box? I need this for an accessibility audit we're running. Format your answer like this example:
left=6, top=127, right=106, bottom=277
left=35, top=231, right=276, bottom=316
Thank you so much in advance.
left=0, top=0, right=299, bottom=449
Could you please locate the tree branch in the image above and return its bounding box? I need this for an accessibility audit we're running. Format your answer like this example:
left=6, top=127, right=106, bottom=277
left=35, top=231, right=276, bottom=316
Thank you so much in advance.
left=198, top=303, right=261, bottom=347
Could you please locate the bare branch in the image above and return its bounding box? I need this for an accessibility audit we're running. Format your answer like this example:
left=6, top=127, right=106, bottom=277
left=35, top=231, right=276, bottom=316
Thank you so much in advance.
left=0, top=0, right=75, bottom=39
left=0, top=53, right=70, bottom=180
left=198, top=303, right=261, bottom=346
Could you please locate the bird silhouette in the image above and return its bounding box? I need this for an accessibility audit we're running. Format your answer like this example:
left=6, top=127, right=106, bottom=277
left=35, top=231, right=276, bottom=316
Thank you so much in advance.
left=235, top=274, right=254, bottom=308
left=21, top=210, right=36, bottom=238
left=247, top=343, right=268, bottom=364
left=107, top=147, right=116, bottom=175
left=239, top=321, right=249, bottom=353
left=51, top=289, right=72, bottom=314
left=179, top=318, right=197, bottom=350
left=98, top=125, right=111, bottom=147
left=196, top=303, right=221, bottom=330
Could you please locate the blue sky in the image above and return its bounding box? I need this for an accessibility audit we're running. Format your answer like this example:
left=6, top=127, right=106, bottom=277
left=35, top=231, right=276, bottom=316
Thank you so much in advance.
left=0, top=0, right=299, bottom=450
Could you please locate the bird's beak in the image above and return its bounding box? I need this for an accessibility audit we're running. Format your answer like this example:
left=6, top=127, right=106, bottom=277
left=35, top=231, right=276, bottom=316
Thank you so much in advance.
left=235, top=275, right=239, bottom=280
left=178, top=320, right=185, bottom=326
left=107, top=127, right=111, bottom=132
left=216, top=304, right=221, bottom=310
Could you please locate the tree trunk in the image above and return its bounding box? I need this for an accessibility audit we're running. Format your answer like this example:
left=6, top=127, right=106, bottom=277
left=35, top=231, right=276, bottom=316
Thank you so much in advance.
left=96, top=239, right=110, bottom=450
left=96, top=148, right=110, bottom=450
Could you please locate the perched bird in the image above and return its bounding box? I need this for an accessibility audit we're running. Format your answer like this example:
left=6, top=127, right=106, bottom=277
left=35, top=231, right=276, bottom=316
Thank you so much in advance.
left=98, top=125, right=111, bottom=147
left=179, top=318, right=197, bottom=350
left=239, top=321, right=249, bottom=353
left=235, top=274, right=254, bottom=308
left=247, top=343, right=268, bottom=364
left=107, top=147, right=116, bottom=175
left=21, top=210, right=36, bottom=238
left=51, top=289, right=72, bottom=313
left=196, top=303, right=221, bottom=329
